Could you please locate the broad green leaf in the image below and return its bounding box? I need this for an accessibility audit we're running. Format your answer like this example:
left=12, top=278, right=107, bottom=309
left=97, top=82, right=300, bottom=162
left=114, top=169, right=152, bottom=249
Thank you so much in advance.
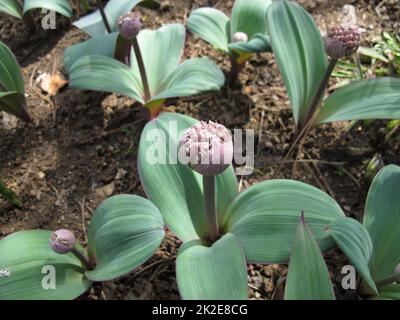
left=73, top=0, right=160, bottom=37
left=230, top=0, right=271, bottom=39
left=225, top=179, right=344, bottom=263
left=0, top=0, right=23, bottom=19
left=0, top=179, right=21, bottom=206
left=149, top=58, right=225, bottom=104
left=138, top=112, right=238, bottom=242
left=316, top=78, right=400, bottom=124
left=68, top=55, right=144, bottom=103
left=378, top=284, right=400, bottom=300
left=326, top=217, right=377, bottom=294
left=0, top=230, right=91, bottom=300
left=228, top=33, right=271, bottom=54
left=0, top=41, right=25, bottom=93
left=0, top=91, right=30, bottom=123
left=23, top=0, right=72, bottom=17
left=358, top=46, right=389, bottom=63
left=363, top=165, right=400, bottom=283
left=0, top=42, right=30, bottom=122
left=285, top=215, right=335, bottom=300
left=267, top=1, right=328, bottom=125
left=64, top=32, right=119, bottom=73
left=176, top=233, right=248, bottom=300
left=86, top=195, right=164, bottom=281
left=187, top=8, right=230, bottom=52
left=131, top=24, right=185, bottom=97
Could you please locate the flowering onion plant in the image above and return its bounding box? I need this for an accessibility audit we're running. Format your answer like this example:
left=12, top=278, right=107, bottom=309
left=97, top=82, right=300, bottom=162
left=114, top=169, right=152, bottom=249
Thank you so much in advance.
left=0, top=113, right=375, bottom=300
left=284, top=165, right=400, bottom=300
left=187, top=0, right=272, bottom=82
left=64, top=0, right=160, bottom=72
left=0, top=0, right=72, bottom=30
left=267, top=1, right=400, bottom=142
left=0, top=41, right=30, bottom=122
left=67, top=23, right=225, bottom=118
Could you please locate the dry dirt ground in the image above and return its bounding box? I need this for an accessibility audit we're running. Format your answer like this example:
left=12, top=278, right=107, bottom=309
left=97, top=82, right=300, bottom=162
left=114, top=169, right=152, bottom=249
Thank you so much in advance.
left=0, top=0, right=399, bottom=300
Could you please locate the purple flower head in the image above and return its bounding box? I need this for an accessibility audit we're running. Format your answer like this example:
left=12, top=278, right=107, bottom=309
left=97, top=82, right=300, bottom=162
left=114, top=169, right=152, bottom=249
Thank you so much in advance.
left=118, top=12, right=142, bottom=40
left=180, top=121, right=233, bottom=176
left=50, top=229, right=76, bottom=254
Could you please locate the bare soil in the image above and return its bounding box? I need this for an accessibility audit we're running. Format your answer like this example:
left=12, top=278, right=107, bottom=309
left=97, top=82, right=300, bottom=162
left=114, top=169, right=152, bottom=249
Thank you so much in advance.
left=0, top=0, right=399, bottom=300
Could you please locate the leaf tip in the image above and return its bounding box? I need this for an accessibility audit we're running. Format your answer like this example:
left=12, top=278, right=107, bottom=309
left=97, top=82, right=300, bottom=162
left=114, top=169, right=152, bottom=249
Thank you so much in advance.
left=300, top=210, right=305, bottom=225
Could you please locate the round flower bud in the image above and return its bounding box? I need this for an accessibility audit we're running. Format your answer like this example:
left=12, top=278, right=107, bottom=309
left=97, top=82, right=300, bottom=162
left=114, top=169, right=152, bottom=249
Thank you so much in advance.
left=50, top=229, right=76, bottom=254
left=326, top=25, right=361, bottom=57
left=180, top=121, right=233, bottom=176
left=324, top=37, right=347, bottom=60
left=233, top=32, right=248, bottom=43
left=395, top=263, right=400, bottom=282
left=118, top=12, right=142, bottom=39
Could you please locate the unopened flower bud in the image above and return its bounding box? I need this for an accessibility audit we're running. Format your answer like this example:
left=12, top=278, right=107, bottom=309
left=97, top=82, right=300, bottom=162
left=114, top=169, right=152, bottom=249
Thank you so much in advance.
left=118, top=12, right=142, bottom=39
left=180, top=121, right=233, bottom=176
left=324, top=37, right=347, bottom=60
left=233, top=32, right=248, bottom=43
left=325, top=25, right=361, bottom=58
left=395, top=263, right=400, bottom=282
left=50, top=229, right=76, bottom=254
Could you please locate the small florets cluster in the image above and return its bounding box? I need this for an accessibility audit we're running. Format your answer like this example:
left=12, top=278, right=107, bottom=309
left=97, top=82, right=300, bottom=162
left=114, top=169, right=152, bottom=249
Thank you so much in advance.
left=180, top=121, right=233, bottom=176
left=118, top=12, right=142, bottom=40
left=233, top=32, right=248, bottom=43
left=325, top=25, right=361, bottom=58
left=50, top=229, right=76, bottom=254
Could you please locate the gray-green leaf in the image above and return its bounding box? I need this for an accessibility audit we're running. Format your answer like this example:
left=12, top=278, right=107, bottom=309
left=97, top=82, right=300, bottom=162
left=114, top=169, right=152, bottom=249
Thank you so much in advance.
left=225, top=179, right=344, bottom=264
left=86, top=195, right=164, bottom=281
left=176, top=233, right=248, bottom=300
left=285, top=214, right=335, bottom=300
left=267, top=0, right=328, bottom=125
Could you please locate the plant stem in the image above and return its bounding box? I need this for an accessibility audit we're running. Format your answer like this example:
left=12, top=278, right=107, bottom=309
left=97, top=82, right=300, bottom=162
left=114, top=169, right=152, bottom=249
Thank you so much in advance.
left=71, top=247, right=95, bottom=270
left=96, top=0, right=111, bottom=33
left=273, top=58, right=338, bottom=177
left=132, top=37, right=151, bottom=101
left=203, top=175, right=219, bottom=243
left=229, top=53, right=243, bottom=86
left=298, top=58, right=338, bottom=132
left=376, top=275, right=398, bottom=289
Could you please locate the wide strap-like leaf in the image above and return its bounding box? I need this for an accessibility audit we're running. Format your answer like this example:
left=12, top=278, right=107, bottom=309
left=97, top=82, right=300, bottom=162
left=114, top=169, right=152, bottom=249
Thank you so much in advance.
left=285, top=215, right=335, bottom=300
left=64, top=32, right=119, bottom=74
left=224, top=179, right=344, bottom=264
left=0, top=230, right=91, bottom=300
left=0, top=0, right=23, bottom=19
left=228, top=33, right=271, bottom=54
left=0, top=41, right=24, bottom=93
left=138, top=112, right=238, bottom=242
left=0, top=91, right=30, bottom=122
left=316, top=78, right=400, bottom=124
left=230, top=0, right=271, bottom=39
left=187, top=8, right=230, bottom=52
left=131, top=24, right=185, bottom=97
left=68, top=55, right=144, bottom=103
left=326, top=217, right=377, bottom=294
left=73, top=0, right=160, bottom=37
left=267, top=1, right=328, bottom=125
left=23, top=0, right=72, bottom=17
left=176, top=233, right=248, bottom=300
left=149, top=58, right=225, bottom=105
left=0, top=42, right=30, bottom=122
left=86, top=195, right=164, bottom=281
left=363, top=165, right=400, bottom=284
left=377, top=284, right=400, bottom=300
